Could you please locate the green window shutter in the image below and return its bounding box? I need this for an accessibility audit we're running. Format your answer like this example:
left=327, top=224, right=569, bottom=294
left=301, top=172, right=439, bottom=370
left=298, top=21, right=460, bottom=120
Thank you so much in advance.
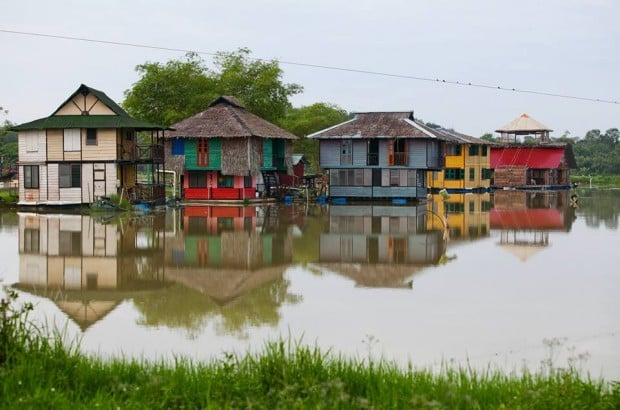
left=210, top=138, right=221, bottom=169
left=263, top=139, right=273, bottom=168
left=185, top=140, right=197, bottom=168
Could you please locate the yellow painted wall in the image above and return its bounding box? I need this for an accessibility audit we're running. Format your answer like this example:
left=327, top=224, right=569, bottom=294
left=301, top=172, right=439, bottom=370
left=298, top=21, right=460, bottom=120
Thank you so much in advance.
left=82, top=129, right=117, bottom=160
left=55, top=92, right=115, bottom=116
left=428, top=144, right=491, bottom=190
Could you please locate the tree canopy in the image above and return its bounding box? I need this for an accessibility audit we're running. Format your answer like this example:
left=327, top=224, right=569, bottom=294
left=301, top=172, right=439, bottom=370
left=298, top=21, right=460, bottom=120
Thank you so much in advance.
left=278, top=103, right=350, bottom=172
left=0, top=107, right=17, bottom=171
left=123, top=49, right=303, bottom=126
left=567, top=128, right=620, bottom=175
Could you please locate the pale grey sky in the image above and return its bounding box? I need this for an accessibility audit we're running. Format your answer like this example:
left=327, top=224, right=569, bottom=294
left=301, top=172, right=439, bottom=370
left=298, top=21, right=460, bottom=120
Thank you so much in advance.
left=1, top=0, right=618, bottom=137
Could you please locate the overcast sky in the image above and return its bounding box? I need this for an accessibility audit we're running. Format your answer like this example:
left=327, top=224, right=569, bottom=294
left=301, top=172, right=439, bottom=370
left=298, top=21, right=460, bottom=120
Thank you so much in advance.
left=1, top=0, right=618, bottom=138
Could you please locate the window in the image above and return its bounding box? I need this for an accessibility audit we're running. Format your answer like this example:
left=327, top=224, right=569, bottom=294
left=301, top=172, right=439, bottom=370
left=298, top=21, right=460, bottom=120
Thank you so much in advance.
left=340, top=140, right=352, bottom=165
left=86, top=128, right=97, bottom=145
left=367, top=140, right=379, bottom=165
left=390, top=170, right=400, bottom=186
left=244, top=175, right=253, bottom=188
left=188, top=171, right=206, bottom=188
left=218, top=174, right=234, bottom=188
left=469, top=168, right=475, bottom=180
left=407, top=170, right=417, bottom=186
left=481, top=145, right=488, bottom=156
left=388, top=139, right=408, bottom=166
left=23, top=165, right=39, bottom=189
left=481, top=168, right=493, bottom=180
left=125, top=130, right=134, bottom=141
left=25, top=132, right=39, bottom=152
left=444, top=168, right=464, bottom=180
left=445, top=144, right=462, bottom=156
left=469, top=145, right=479, bottom=156
left=64, top=129, right=81, bottom=151
left=197, top=140, right=209, bottom=166
left=330, top=169, right=367, bottom=186
left=172, top=139, right=184, bottom=155
left=59, top=164, right=81, bottom=188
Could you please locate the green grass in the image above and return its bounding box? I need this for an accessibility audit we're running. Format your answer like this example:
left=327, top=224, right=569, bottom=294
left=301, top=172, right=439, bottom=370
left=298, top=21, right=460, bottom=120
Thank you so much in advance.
left=572, top=174, right=620, bottom=189
left=0, top=189, right=18, bottom=205
left=2, top=290, right=619, bottom=409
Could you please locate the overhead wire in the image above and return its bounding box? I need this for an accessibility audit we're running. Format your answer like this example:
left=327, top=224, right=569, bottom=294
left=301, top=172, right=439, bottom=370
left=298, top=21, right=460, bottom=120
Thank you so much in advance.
left=0, top=28, right=618, bottom=105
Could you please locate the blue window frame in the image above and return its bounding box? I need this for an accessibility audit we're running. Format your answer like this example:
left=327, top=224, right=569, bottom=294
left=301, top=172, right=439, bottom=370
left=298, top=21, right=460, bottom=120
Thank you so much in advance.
left=172, top=139, right=185, bottom=155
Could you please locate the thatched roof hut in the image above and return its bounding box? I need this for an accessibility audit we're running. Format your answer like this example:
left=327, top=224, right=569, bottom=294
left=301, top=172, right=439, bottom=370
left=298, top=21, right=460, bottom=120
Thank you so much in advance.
left=165, top=96, right=297, bottom=176
left=495, top=113, right=552, bottom=142
left=165, top=96, right=297, bottom=139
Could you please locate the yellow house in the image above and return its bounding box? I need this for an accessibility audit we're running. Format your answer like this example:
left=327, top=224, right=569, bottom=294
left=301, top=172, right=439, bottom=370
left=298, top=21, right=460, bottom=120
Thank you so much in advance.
left=427, top=128, right=492, bottom=192
left=426, top=192, right=492, bottom=241
left=13, top=84, right=167, bottom=206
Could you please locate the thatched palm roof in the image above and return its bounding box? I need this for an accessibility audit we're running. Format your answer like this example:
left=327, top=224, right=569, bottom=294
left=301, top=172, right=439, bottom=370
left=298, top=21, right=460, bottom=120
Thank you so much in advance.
left=307, top=111, right=449, bottom=140
left=165, top=96, right=297, bottom=140
left=496, top=113, right=552, bottom=134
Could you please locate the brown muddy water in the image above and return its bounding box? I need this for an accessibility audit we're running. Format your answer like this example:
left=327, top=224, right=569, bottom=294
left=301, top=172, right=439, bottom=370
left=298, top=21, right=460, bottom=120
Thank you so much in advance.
left=0, top=189, right=618, bottom=379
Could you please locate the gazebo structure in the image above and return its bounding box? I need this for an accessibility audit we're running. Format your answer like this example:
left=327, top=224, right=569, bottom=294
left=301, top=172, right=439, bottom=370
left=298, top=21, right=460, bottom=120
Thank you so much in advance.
left=495, top=113, right=552, bottom=143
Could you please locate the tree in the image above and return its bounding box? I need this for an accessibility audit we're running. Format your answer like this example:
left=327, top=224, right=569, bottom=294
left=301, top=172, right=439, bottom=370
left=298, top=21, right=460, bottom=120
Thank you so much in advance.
left=0, top=107, right=17, bottom=174
left=123, top=53, right=217, bottom=126
left=278, top=103, right=349, bottom=172
left=480, top=133, right=499, bottom=142
left=212, top=48, right=303, bottom=123
left=123, top=49, right=303, bottom=126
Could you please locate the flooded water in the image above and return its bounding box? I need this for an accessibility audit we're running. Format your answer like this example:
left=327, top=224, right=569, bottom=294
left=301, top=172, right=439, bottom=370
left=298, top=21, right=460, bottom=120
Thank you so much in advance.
left=0, top=189, right=618, bottom=379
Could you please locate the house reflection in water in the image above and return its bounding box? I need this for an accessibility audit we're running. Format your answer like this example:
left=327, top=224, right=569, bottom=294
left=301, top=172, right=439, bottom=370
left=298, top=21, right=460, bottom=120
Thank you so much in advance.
left=157, top=205, right=301, bottom=336
left=15, top=212, right=170, bottom=330
left=490, top=190, right=576, bottom=261
left=318, top=205, right=448, bottom=288
left=426, top=192, right=492, bottom=241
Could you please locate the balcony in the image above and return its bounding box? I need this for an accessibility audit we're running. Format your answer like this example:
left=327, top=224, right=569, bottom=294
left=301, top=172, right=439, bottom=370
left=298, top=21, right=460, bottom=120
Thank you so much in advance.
left=118, top=144, right=164, bottom=162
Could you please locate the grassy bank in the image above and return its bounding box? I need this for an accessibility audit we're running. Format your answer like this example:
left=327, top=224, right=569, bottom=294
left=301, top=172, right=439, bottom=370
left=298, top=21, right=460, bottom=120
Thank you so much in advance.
left=2, top=292, right=619, bottom=408
left=572, top=174, right=620, bottom=189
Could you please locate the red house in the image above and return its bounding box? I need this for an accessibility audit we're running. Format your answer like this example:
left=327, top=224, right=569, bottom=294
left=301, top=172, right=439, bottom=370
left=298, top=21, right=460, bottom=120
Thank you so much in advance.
left=491, top=114, right=576, bottom=188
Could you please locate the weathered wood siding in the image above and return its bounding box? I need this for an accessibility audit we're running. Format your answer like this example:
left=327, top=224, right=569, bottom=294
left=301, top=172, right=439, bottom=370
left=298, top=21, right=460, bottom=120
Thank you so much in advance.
left=83, top=129, right=116, bottom=160
left=352, top=140, right=367, bottom=166
left=81, top=258, right=118, bottom=288
left=372, top=186, right=419, bottom=198
left=319, top=140, right=341, bottom=167
left=494, top=166, right=527, bottom=187
left=47, top=129, right=63, bottom=161
left=409, top=140, right=428, bottom=168
left=18, top=130, right=46, bottom=162
left=329, top=186, right=373, bottom=197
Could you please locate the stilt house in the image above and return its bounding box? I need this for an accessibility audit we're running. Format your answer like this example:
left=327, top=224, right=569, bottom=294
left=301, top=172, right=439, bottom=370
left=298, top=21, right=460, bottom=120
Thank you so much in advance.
left=164, top=96, right=297, bottom=200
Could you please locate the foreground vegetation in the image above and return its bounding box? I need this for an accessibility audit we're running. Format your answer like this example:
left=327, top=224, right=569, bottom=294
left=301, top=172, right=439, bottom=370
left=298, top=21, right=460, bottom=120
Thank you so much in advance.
left=1, top=291, right=618, bottom=409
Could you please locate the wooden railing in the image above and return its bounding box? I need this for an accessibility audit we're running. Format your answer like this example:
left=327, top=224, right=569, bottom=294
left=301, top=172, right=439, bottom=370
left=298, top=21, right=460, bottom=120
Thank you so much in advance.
left=117, top=145, right=164, bottom=162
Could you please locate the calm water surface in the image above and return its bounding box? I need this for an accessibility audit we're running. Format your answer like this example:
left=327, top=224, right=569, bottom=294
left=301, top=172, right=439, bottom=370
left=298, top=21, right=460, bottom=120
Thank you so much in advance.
left=0, top=189, right=618, bottom=379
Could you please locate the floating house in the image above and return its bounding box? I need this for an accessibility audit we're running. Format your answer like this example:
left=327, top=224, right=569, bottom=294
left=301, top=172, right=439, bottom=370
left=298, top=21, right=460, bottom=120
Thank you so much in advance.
left=12, top=84, right=167, bottom=206
left=164, top=96, right=297, bottom=200
left=308, top=112, right=446, bottom=201
left=426, top=128, right=493, bottom=193
left=491, top=114, right=576, bottom=189
left=278, top=154, right=311, bottom=187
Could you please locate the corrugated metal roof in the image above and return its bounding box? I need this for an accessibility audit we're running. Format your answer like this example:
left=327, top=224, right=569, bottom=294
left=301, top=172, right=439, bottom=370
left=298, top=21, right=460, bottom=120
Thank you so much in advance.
left=491, top=146, right=565, bottom=168
left=308, top=111, right=449, bottom=140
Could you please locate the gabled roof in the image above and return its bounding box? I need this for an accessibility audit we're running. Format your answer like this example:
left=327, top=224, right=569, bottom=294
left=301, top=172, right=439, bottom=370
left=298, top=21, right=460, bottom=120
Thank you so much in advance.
left=491, top=144, right=576, bottom=168
left=165, top=95, right=297, bottom=140
left=496, top=113, right=552, bottom=134
left=307, top=111, right=448, bottom=140
left=52, top=84, right=129, bottom=117
left=12, top=84, right=167, bottom=131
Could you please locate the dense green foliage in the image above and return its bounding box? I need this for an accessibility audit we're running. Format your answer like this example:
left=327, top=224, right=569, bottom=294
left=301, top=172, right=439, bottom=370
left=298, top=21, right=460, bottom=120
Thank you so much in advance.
left=0, top=107, right=17, bottom=171
left=123, top=49, right=303, bottom=126
left=2, top=291, right=619, bottom=409
left=278, top=103, right=350, bottom=171
left=565, top=128, right=620, bottom=175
